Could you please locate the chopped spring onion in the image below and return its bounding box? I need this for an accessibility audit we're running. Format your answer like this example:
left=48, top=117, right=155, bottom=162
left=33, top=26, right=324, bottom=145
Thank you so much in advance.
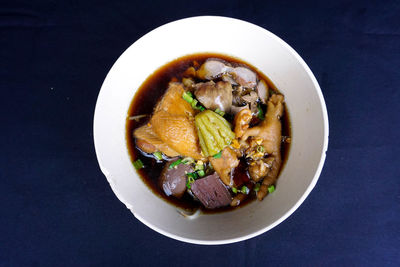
left=197, top=170, right=205, bottom=177
left=133, top=159, right=144, bottom=170
left=191, top=99, right=198, bottom=108
left=268, top=185, right=275, bottom=193
left=153, top=151, right=163, bottom=161
left=256, top=145, right=265, bottom=153
left=186, top=172, right=199, bottom=188
left=215, top=108, right=225, bottom=116
left=182, top=157, right=194, bottom=165
left=232, top=187, right=238, bottom=194
left=257, top=104, right=264, bottom=120
left=213, top=151, right=222, bottom=159
left=240, top=185, right=250, bottom=195
left=169, top=158, right=183, bottom=169
left=186, top=176, right=195, bottom=189
left=187, top=172, right=199, bottom=180
left=183, top=91, right=206, bottom=111
left=194, top=161, right=204, bottom=171
left=254, top=183, right=261, bottom=192
left=182, top=91, right=194, bottom=103
left=193, top=103, right=205, bottom=111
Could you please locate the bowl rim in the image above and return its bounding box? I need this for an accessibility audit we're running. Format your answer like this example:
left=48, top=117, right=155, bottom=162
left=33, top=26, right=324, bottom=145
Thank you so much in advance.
left=93, top=15, right=329, bottom=245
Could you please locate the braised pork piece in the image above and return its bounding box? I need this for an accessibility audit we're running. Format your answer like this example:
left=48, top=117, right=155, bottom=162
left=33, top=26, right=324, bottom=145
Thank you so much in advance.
left=126, top=53, right=291, bottom=212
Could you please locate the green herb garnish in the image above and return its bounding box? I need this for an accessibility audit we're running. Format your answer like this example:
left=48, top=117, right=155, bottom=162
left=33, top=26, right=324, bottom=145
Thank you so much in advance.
left=268, top=185, right=275, bottom=193
left=133, top=159, right=144, bottom=170
left=153, top=151, right=163, bottom=161
left=213, top=151, right=222, bottom=159
left=186, top=176, right=195, bottom=189
left=257, top=104, right=264, bottom=120
left=254, top=183, right=261, bottom=192
left=191, top=99, right=198, bottom=108
left=256, top=145, right=265, bottom=153
left=240, top=185, right=250, bottom=195
left=182, top=91, right=194, bottom=103
left=215, top=108, right=225, bottom=117
left=169, top=158, right=183, bottom=169
left=187, top=172, right=199, bottom=180
left=232, top=187, right=238, bottom=194
left=197, top=170, right=205, bottom=177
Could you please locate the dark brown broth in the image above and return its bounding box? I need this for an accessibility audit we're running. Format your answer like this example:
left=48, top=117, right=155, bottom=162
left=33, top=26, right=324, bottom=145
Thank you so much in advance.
left=126, top=53, right=291, bottom=213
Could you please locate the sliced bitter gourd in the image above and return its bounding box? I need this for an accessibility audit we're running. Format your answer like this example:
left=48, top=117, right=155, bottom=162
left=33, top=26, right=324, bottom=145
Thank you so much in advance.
left=194, top=110, right=235, bottom=157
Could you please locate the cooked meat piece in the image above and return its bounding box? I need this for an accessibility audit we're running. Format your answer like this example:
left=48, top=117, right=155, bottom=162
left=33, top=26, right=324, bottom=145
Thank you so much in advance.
left=160, top=162, right=193, bottom=198
left=150, top=83, right=203, bottom=160
left=151, top=110, right=203, bottom=160
left=134, top=124, right=179, bottom=157
left=231, top=193, right=247, bottom=207
left=240, top=94, right=284, bottom=200
left=230, top=104, right=249, bottom=116
left=257, top=160, right=279, bottom=200
left=154, top=82, right=195, bottom=117
left=248, top=157, right=275, bottom=182
left=191, top=173, right=232, bottom=209
left=196, top=60, right=231, bottom=80
left=242, top=94, right=284, bottom=155
left=234, top=108, right=252, bottom=139
left=256, top=80, right=269, bottom=104
left=229, top=67, right=257, bottom=88
left=194, top=81, right=233, bottom=112
left=209, top=147, right=239, bottom=186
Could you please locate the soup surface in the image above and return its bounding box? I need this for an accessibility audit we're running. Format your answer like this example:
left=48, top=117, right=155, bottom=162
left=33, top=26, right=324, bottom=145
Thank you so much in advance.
left=126, top=53, right=291, bottom=213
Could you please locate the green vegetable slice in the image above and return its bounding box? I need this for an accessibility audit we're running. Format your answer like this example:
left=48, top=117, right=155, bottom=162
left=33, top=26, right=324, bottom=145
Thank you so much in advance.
left=133, top=159, right=144, bottom=170
left=182, top=91, right=193, bottom=103
left=240, top=185, right=250, bottom=195
left=213, top=151, right=222, bottom=158
left=153, top=151, right=163, bottom=160
left=257, top=103, right=265, bottom=120
left=215, top=108, right=225, bottom=116
left=268, top=185, right=275, bottom=193
left=194, top=110, right=235, bottom=157
left=169, top=158, right=183, bottom=169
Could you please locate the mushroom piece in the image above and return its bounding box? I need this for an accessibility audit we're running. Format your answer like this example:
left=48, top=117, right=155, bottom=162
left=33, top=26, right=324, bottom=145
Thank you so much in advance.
left=229, top=67, right=257, bottom=88
left=256, top=80, right=269, bottom=104
left=241, top=91, right=259, bottom=115
left=196, top=60, right=231, bottom=80
left=194, top=81, right=233, bottom=112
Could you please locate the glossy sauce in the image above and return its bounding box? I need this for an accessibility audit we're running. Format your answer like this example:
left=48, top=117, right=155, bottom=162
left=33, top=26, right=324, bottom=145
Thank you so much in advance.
left=126, top=53, right=291, bottom=213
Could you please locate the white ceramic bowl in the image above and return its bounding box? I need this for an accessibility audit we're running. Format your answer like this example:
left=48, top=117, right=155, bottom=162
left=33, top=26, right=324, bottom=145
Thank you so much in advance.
left=94, top=16, right=329, bottom=245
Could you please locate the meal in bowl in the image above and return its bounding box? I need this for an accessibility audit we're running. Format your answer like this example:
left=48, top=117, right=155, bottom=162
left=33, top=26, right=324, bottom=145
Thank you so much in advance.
left=126, top=53, right=291, bottom=212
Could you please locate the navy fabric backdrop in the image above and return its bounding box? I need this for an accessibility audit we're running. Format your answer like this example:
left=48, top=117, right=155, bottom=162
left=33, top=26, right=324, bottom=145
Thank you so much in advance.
left=1, top=0, right=399, bottom=266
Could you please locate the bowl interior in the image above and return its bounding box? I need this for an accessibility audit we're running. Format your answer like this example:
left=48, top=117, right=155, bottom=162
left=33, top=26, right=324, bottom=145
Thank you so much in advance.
left=94, top=16, right=328, bottom=244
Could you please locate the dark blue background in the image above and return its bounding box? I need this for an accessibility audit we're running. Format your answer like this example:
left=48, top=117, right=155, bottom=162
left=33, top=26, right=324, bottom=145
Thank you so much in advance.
left=1, top=0, right=399, bottom=266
